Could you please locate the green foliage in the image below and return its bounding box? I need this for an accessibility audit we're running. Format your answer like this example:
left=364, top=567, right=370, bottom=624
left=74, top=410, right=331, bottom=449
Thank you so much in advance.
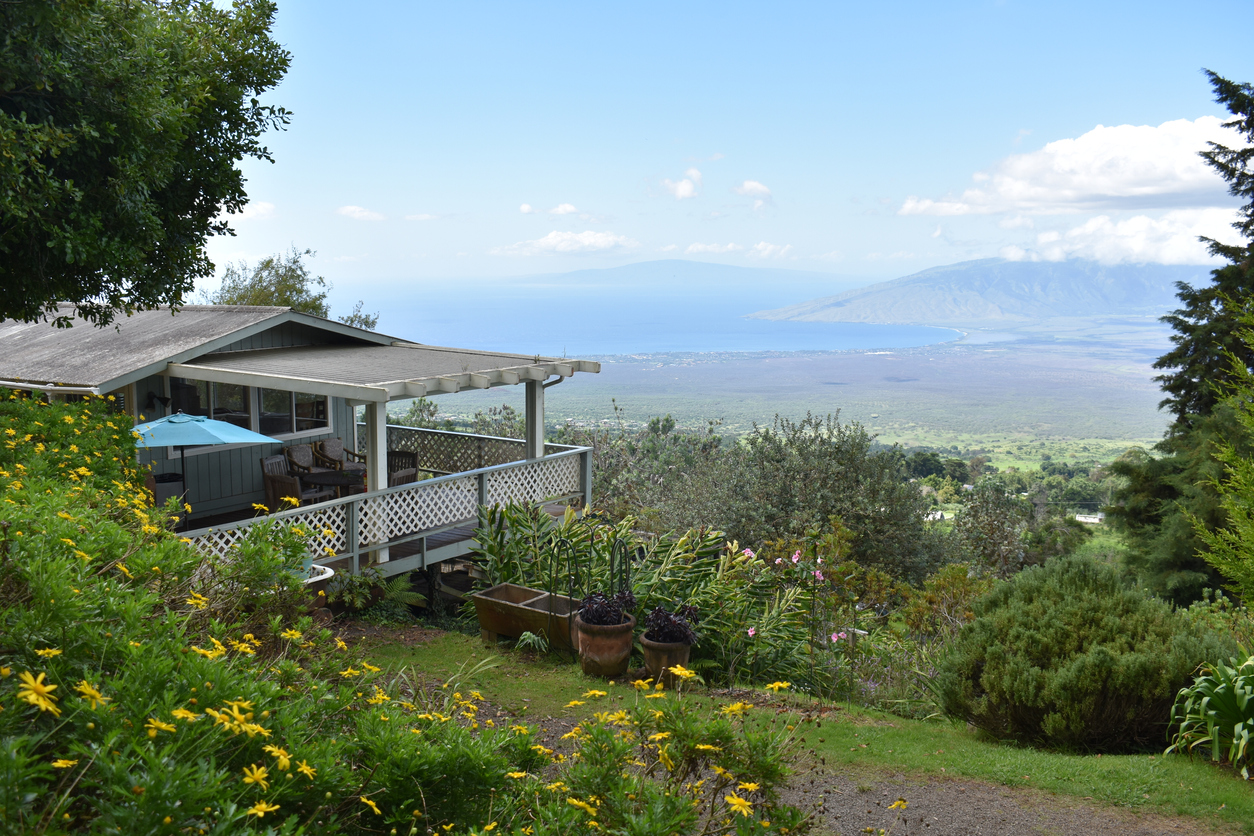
left=951, top=479, right=1029, bottom=577
left=206, top=247, right=378, bottom=329
left=1167, top=654, right=1254, bottom=779
left=392, top=397, right=456, bottom=432
left=935, top=555, right=1233, bottom=751
left=0, top=0, right=290, bottom=327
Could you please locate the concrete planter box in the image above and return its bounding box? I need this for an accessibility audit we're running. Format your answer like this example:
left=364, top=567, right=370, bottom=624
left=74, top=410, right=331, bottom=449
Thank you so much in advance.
left=471, top=583, right=577, bottom=650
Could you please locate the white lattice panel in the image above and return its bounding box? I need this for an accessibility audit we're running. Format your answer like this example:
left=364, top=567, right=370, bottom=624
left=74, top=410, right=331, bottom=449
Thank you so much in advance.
left=357, top=476, right=479, bottom=546
left=386, top=426, right=526, bottom=473
left=485, top=455, right=580, bottom=506
left=189, top=504, right=349, bottom=561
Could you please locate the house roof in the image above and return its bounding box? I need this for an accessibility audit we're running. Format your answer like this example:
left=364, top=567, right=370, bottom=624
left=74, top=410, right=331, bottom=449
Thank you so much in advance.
left=0, top=305, right=598, bottom=400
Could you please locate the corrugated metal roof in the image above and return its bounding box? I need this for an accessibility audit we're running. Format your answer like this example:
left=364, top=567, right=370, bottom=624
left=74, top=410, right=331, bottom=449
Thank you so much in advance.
left=0, top=306, right=288, bottom=389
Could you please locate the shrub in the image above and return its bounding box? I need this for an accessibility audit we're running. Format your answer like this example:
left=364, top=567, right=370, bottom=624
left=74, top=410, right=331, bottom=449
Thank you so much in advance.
left=578, top=590, right=636, bottom=626
left=934, top=555, right=1233, bottom=751
left=642, top=603, right=699, bottom=644
left=1167, top=654, right=1254, bottom=778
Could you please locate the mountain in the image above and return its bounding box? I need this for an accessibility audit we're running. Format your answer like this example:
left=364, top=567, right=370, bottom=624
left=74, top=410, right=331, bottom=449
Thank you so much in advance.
left=748, top=259, right=1214, bottom=327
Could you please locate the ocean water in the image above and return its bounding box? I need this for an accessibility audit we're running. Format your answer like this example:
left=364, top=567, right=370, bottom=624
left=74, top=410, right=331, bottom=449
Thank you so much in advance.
left=375, top=278, right=961, bottom=357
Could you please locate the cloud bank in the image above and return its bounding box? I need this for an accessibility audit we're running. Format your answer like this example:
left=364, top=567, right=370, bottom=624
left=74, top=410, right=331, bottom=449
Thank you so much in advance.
left=901, top=116, right=1239, bottom=216
left=492, top=230, right=639, bottom=256
left=664, top=168, right=702, bottom=200
left=1002, top=207, right=1238, bottom=264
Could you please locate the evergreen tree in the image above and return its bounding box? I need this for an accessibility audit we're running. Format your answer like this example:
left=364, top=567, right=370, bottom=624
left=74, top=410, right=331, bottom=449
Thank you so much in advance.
left=1109, top=71, right=1254, bottom=602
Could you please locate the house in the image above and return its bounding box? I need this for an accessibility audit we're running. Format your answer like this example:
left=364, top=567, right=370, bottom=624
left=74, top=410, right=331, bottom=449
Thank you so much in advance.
left=0, top=305, right=598, bottom=575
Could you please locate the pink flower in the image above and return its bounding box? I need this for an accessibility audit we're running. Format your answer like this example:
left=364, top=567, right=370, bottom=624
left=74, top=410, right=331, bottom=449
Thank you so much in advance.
left=742, top=548, right=755, bottom=558
left=791, top=551, right=801, bottom=564
left=817, top=557, right=823, bottom=564
left=747, top=627, right=756, bottom=637
left=813, top=570, right=824, bottom=581
left=774, top=558, right=783, bottom=565
left=830, top=631, right=847, bottom=642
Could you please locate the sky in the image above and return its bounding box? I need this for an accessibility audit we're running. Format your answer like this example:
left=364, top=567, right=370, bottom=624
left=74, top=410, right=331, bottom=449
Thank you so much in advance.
left=205, top=0, right=1254, bottom=307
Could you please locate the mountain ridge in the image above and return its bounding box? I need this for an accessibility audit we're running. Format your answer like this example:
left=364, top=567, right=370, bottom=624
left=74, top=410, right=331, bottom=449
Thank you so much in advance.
left=748, top=258, right=1214, bottom=327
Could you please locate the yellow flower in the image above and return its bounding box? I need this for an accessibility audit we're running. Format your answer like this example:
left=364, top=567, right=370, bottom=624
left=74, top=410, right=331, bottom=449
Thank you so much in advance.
left=361, top=662, right=381, bottom=673
left=263, top=745, right=292, bottom=771
left=506, top=771, right=528, bottom=779
left=115, top=563, right=133, bottom=579
left=632, top=678, right=654, bottom=691
left=171, top=708, right=201, bottom=722
left=738, top=782, right=761, bottom=792
left=280, top=629, right=303, bottom=641
left=720, top=701, right=754, bottom=717
left=339, top=667, right=361, bottom=678
left=667, top=665, right=696, bottom=680
left=510, top=724, right=530, bottom=735
left=145, top=718, right=176, bottom=738
left=567, top=798, right=598, bottom=816
left=765, top=681, right=791, bottom=692
left=361, top=796, right=382, bottom=815
left=17, top=671, right=61, bottom=716
left=296, top=760, right=317, bottom=779
left=335, top=638, right=348, bottom=651
left=565, top=700, right=586, bottom=708
left=186, top=592, right=210, bottom=610
left=644, top=693, right=667, bottom=699
left=695, top=744, right=722, bottom=752
left=582, top=689, right=607, bottom=698
left=251, top=503, right=269, bottom=512
left=725, top=794, right=754, bottom=817
left=242, top=764, right=270, bottom=790
left=74, top=680, right=109, bottom=710
left=34, top=648, right=62, bottom=658
left=889, top=798, right=908, bottom=810
left=246, top=801, right=280, bottom=818
left=648, top=731, right=671, bottom=742
left=52, top=758, right=78, bottom=768
left=483, top=824, right=497, bottom=832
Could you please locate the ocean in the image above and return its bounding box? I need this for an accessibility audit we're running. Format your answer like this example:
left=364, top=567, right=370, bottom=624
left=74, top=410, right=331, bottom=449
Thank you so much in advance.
left=375, top=274, right=961, bottom=357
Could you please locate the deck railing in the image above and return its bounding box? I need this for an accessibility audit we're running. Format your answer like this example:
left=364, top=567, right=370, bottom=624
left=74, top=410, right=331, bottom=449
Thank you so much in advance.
left=185, top=426, right=592, bottom=575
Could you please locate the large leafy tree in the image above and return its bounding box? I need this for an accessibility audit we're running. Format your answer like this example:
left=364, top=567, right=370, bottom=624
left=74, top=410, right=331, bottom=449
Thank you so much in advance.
left=206, top=247, right=380, bottom=329
left=0, top=0, right=291, bottom=327
left=1109, top=71, right=1254, bottom=602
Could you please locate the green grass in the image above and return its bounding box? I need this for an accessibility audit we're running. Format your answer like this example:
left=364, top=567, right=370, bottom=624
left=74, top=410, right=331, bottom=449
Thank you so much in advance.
left=366, top=631, right=1254, bottom=832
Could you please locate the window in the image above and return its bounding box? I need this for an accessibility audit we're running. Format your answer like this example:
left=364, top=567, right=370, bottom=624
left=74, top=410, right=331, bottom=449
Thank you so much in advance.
left=170, top=380, right=251, bottom=429
left=165, top=379, right=331, bottom=453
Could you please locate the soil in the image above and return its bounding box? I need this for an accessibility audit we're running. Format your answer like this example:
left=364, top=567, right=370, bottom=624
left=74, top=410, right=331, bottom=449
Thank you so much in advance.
left=787, top=767, right=1236, bottom=836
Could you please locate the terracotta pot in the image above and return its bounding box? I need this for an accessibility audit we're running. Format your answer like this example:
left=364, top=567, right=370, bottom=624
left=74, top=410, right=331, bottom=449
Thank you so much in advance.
left=575, top=614, right=636, bottom=678
left=640, top=634, right=693, bottom=688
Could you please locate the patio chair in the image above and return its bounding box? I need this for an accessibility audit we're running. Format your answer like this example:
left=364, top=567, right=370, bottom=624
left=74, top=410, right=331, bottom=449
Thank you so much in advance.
left=387, top=450, right=418, bottom=475
left=388, top=467, right=419, bottom=487
left=284, top=443, right=333, bottom=476
left=260, top=454, right=335, bottom=509
left=315, top=438, right=367, bottom=474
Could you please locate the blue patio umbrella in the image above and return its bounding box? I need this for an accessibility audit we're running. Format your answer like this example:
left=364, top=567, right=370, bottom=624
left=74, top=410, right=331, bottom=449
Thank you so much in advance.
left=132, top=411, right=281, bottom=496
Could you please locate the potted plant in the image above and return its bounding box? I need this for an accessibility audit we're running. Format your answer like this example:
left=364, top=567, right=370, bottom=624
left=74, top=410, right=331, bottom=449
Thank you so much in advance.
left=574, top=590, right=637, bottom=678
left=640, top=603, right=699, bottom=688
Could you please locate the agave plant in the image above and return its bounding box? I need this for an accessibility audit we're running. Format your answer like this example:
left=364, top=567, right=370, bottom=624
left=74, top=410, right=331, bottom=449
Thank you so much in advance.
left=1167, top=655, right=1254, bottom=778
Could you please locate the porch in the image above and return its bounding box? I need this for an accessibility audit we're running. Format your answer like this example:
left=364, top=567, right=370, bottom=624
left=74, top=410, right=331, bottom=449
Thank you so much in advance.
left=183, top=423, right=593, bottom=577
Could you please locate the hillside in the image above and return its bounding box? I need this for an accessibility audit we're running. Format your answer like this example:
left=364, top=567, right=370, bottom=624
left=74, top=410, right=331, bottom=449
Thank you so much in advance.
left=748, top=259, right=1213, bottom=327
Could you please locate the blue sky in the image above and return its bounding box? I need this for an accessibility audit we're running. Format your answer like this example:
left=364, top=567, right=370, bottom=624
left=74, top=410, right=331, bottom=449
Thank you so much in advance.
left=205, top=0, right=1254, bottom=303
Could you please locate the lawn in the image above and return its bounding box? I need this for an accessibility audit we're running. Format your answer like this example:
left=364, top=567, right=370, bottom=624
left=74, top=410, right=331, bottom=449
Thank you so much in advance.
left=366, top=630, right=1254, bottom=833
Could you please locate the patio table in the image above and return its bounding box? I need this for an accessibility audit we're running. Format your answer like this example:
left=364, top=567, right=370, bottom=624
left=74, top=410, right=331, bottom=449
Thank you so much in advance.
left=301, top=469, right=366, bottom=498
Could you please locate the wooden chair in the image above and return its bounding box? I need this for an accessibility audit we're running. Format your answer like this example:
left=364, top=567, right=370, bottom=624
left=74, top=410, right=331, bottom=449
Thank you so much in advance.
left=284, top=444, right=333, bottom=476
left=387, top=450, right=418, bottom=475
left=260, top=454, right=334, bottom=509
left=315, top=438, right=367, bottom=473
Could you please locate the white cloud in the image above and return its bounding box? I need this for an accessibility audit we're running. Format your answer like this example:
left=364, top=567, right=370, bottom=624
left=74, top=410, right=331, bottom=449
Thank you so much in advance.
left=812, top=250, right=844, bottom=261
left=685, top=242, right=743, bottom=254
left=999, top=215, right=1035, bottom=229
left=1004, top=207, right=1237, bottom=264
left=658, top=244, right=679, bottom=252
left=236, top=201, right=275, bottom=221
left=734, top=180, right=772, bottom=199
left=748, top=241, right=793, bottom=259
left=900, top=116, right=1241, bottom=216
left=336, top=205, right=385, bottom=221
left=491, top=230, right=639, bottom=256
left=664, top=170, right=700, bottom=200
left=549, top=203, right=578, bottom=215
left=405, top=213, right=439, bottom=221
left=519, top=203, right=536, bottom=214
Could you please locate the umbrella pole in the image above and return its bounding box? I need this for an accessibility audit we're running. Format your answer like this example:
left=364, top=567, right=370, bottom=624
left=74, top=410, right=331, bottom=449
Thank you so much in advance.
left=179, top=445, right=188, bottom=532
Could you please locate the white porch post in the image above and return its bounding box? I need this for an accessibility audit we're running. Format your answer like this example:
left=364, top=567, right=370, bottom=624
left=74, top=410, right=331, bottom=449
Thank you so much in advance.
left=525, top=379, right=545, bottom=459
left=364, top=401, right=389, bottom=563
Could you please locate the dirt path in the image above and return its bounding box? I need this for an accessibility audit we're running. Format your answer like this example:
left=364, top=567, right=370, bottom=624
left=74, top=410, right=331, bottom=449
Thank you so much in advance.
left=791, top=767, right=1235, bottom=836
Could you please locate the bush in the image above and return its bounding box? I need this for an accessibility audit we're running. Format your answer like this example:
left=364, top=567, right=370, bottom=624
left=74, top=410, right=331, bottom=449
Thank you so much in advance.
left=934, top=555, right=1233, bottom=751
left=1167, top=654, right=1254, bottom=779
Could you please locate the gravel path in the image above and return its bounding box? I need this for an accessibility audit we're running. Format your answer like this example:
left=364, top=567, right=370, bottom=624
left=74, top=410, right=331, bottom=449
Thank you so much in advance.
left=789, top=767, right=1234, bottom=836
